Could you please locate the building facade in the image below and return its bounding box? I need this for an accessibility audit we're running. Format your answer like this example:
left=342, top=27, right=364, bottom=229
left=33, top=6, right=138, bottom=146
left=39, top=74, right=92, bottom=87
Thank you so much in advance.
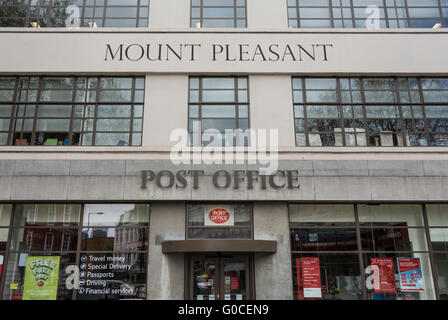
left=0, top=0, right=448, bottom=300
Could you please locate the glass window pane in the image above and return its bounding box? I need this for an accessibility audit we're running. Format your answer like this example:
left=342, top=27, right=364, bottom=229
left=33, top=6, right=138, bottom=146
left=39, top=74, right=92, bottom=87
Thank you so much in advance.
left=289, top=204, right=355, bottom=225
left=97, top=105, right=131, bottom=118
left=83, top=204, right=150, bottom=227
left=426, top=204, right=448, bottom=226
left=81, top=227, right=148, bottom=251
left=94, top=133, right=130, bottom=146
left=292, top=253, right=362, bottom=300
left=360, top=227, right=427, bottom=251
left=2, top=253, right=76, bottom=300
left=76, top=252, right=147, bottom=300
left=13, top=204, right=81, bottom=227
left=357, top=204, right=424, bottom=227
left=363, top=253, right=436, bottom=300
left=202, top=105, right=235, bottom=118
left=0, top=204, right=12, bottom=226
left=291, top=228, right=358, bottom=251
left=9, top=228, right=78, bottom=251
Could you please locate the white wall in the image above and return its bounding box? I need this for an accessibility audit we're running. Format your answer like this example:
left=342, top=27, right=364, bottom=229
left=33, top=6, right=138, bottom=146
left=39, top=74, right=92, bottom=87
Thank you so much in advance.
left=149, top=0, right=190, bottom=28
left=247, top=0, right=288, bottom=28
left=143, top=74, right=189, bottom=147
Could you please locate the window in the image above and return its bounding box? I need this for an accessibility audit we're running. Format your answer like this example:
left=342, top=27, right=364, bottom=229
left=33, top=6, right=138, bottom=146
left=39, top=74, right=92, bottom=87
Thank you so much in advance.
left=426, top=205, right=448, bottom=300
left=287, top=0, right=448, bottom=28
left=191, top=0, right=246, bottom=28
left=292, top=77, right=448, bottom=147
left=0, top=0, right=149, bottom=28
left=187, top=204, right=252, bottom=239
left=290, top=204, right=438, bottom=300
left=189, top=76, right=249, bottom=146
left=1, top=203, right=150, bottom=300
left=0, top=76, right=144, bottom=146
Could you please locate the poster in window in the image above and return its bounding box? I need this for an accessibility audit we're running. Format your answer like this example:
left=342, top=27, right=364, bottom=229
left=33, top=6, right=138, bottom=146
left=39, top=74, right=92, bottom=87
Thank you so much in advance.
left=231, top=277, right=240, bottom=290
left=23, top=256, right=60, bottom=300
left=300, top=257, right=322, bottom=298
left=397, top=257, right=424, bottom=292
left=371, top=257, right=396, bottom=294
left=205, top=206, right=234, bottom=226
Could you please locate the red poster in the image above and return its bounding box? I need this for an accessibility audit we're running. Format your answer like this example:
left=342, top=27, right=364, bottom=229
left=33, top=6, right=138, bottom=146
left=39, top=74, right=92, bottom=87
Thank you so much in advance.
left=295, top=258, right=304, bottom=300
left=301, top=257, right=322, bottom=298
left=398, top=258, right=424, bottom=292
left=371, top=257, right=396, bottom=294
left=230, top=277, right=239, bottom=290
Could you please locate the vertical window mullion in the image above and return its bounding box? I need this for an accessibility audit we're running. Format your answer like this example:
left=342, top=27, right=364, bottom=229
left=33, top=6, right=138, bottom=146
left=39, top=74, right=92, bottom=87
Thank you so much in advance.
left=302, top=78, right=310, bottom=147
left=69, top=77, right=77, bottom=146
left=234, top=77, right=239, bottom=145
left=437, top=0, right=445, bottom=27
left=422, top=204, right=441, bottom=300
left=234, top=0, right=237, bottom=28
left=349, top=0, right=356, bottom=28
left=417, top=78, right=431, bottom=147
left=130, top=78, right=136, bottom=146
left=354, top=204, right=367, bottom=300
left=73, top=204, right=85, bottom=300
left=404, top=0, right=411, bottom=28
left=394, top=77, right=407, bottom=147
left=359, top=78, right=370, bottom=147
left=31, top=77, right=43, bottom=146
left=102, top=0, right=107, bottom=27
left=92, top=76, right=100, bottom=146
left=383, top=0, right=390, bottom=28
left=136, top=0, right=141, bottom=28
left=296, top=0, right=300, bottom=28
left=25, top=0, right=31, bottom=27
left=329, top=0, right=335, bottom=28
left=0, top=204, right=16, bottom=301
left=7, top=77, right=20, bottom=146
left=336, top=78, right=346, bottom=147
left=80, top=0, right=86, bottom=27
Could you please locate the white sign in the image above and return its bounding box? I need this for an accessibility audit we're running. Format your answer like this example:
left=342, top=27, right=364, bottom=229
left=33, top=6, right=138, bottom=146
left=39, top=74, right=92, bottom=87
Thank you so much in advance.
left=205, top=206, right=234, bottom=226
left=303, top=288, right=322, bottom=298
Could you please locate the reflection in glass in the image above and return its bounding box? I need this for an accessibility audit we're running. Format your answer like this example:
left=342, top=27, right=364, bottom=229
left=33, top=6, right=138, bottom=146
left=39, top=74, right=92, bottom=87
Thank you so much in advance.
left=77, top=252, right=147, bottom=300
left=9, top=228, right=78, bottom=252
left=83, top=204, right=149, bottom=227
left=2, top=253, right=76, bottom=300
left=292, top=253, right=362, bottom=300
left=81, top=227, right=148, bottom=251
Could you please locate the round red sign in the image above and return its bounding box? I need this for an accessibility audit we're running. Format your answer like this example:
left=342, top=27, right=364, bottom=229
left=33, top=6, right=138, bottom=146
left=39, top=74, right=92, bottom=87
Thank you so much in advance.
left=208, top=208, right=230, bottom=224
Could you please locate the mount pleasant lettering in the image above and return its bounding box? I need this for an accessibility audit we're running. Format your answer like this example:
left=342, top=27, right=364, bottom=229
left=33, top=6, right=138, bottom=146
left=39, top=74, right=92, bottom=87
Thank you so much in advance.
left=105, top=43, right=333, bottom=62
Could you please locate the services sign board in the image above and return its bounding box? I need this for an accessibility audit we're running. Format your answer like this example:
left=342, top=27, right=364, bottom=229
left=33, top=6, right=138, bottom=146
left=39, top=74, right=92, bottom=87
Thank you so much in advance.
left=23, top=256, right=60, bottom=300
left=371, top=257, right=396, bottom=294
left=296, top=257, right=322, bottom=299
left=397, top=257, right=424, bottom=292
left=205, top=206, right=234, bottom=226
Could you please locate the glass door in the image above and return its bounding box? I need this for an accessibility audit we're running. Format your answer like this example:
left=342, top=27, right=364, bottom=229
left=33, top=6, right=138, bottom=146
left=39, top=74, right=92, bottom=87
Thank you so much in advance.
left=191, top=258, right=218, bottom=300
left=189, top=255, right=250, bottom=300
left=221, top=258, right=248, bottom=301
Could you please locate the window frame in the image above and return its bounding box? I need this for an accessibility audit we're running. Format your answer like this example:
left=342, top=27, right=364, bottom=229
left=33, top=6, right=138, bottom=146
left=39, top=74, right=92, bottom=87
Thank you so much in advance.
left=0, top=0, right=150, bottom=28
left=0, top=76, right=145, bottom=147
left=288, top=203, right=447, bottom=300
left=0, top=202, right=150, bottom=301
left=292, top=76, right=448, bottom=147
left=190, top=0, right=247, bottom=28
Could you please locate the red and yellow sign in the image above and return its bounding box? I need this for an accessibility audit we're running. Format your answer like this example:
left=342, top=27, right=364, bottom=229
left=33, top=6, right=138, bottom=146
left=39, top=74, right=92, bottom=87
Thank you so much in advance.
left=205, top=206, right=234, bottom=226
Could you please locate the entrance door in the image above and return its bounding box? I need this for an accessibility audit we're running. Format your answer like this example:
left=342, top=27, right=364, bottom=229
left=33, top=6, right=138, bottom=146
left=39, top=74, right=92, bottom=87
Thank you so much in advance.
left=189, top=255, right=251, bottom=300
